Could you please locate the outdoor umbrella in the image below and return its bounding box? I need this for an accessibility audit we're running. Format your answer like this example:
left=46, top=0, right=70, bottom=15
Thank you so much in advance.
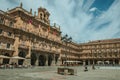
left=0, top=55, right=10, bottom=59
left=11, top=56, right=25, bottom=60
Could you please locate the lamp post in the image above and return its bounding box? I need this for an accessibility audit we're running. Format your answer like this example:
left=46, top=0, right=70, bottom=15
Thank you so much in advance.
left=61, top=34, right=72, bottom=67
left=57, top=34, right=75, bottom=75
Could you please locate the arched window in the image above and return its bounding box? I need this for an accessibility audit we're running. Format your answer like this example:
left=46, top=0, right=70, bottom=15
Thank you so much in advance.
left=40, top=13, right=42, bottom=20
left=0, top=17, right=4, bottom=24
left=6, top=43, right=10, bottom=48
left=0, top=17, right=1, bottom=23
left=9, top=21, right=13, bottom=27
left=0, top=29, right=2, bottom=34
left=7, top=32, right=12, bottom=36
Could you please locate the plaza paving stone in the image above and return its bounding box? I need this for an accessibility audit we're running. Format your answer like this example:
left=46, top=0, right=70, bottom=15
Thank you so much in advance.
left=0, top=66, right=120, bottom=80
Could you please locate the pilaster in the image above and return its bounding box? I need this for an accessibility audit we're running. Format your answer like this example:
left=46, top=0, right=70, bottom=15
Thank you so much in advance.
left=13, top=36, right=19, bottom=56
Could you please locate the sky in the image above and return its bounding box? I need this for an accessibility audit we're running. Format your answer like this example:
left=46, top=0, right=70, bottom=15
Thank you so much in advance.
left=0, top=0, right=120, bottom=43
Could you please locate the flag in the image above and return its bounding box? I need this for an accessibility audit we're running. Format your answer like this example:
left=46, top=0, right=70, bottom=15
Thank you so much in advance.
left=28, top=19, right=32, bottom=24
left=53, top=31, right=57, bottom=35
left=47, top=26, right=50, bottom=33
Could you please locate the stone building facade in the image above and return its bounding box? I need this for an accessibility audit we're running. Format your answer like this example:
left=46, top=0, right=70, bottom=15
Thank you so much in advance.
left=0, top=4, right=61, bottom=66
left=0, top=3, right=120, bottom=66
left=79, top=38, right=120, bottom=65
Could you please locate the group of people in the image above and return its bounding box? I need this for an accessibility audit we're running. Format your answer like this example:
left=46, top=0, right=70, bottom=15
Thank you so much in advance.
left=0, top=62, right=31, bottom=69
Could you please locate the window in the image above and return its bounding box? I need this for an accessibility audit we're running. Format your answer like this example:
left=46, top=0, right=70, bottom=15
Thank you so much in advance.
left=40, top=13, right=43, bottom=20
left=40, top=13, right=42, bottom=17
left=6, top=43, right=10, bottom=48
left=0, top=18, right=4, bottom=24
left=0, top=29, right=2, bottom=34
left=8, top=32, right=12, bottom=36
left=9, top=22, right=13, bottom=27
left=0, top=17, right=2, bottom=23
left=44, top=14, right=46, bottom=17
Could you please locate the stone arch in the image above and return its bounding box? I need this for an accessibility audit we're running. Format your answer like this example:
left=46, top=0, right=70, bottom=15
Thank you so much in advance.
left=38, top=55, right=46, bottom=66
left=18, top=51, right=26, bottom=65
left=3, top=53, right=10, bottom=64
left=55, top=54, right=59, bottom=64
left=85, top=60, right=88, bottom=65
left=115, top=59, right=119, bottom=64
left=31, top=53, right=37, bottom=66
left=48, top=54, right=53, bottom=66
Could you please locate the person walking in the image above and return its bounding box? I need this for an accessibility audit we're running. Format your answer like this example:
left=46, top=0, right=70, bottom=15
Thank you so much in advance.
left=84, top=65, right=88, bottom=72
left=92, top=64, right=95, bottom=70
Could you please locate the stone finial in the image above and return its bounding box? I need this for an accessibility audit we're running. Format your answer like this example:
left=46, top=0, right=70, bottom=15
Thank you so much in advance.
left=59, top=26, right=60, bottom=30
left=34, top=11, right=36, bottom=17
left=54, top=23, right=56, bottom=27
left=20, top=2, right=23, bottom=8
left=7, top=8, right=9, bottom=11
left=30, top=8, right=32, bottom=14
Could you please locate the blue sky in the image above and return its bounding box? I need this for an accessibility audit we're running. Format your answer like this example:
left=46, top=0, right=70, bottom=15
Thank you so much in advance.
left=0, top=0, right=120, bottom=43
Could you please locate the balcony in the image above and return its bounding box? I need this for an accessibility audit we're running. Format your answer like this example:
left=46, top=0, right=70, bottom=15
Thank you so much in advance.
left=0, top=20, right=14, bottom=30
left=14, top=26, right=61, bottom=44
left=0, top=32, right=15, bottom=40
left=19, top=43, right=29, bottom=49
left=31, top=45, right=60, bottom=54
left=0, top=43, right=15, bottom=51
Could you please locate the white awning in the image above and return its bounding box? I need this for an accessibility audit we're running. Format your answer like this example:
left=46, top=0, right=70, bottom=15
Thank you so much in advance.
left=64, top=61, right=81, bottom=63
left=0, top=55, right=10, bottom=59
left=105, top=61, right=109, bottom=63
left=97, top=61, right=103, bottom=63
left=11, top=56, right=25, bottom=60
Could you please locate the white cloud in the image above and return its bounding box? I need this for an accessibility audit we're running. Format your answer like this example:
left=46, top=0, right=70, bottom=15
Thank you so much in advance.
left=82, top=0, right=95, bottom=12
left=0, top=0, right=119, bottom=43
left=89, top=7, right=97, bottom=12
left=86, top=0, right=120, bottom=41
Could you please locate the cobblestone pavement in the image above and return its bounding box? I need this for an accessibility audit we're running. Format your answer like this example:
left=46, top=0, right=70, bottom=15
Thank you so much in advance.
left=0, top=66, right=120, bottom=80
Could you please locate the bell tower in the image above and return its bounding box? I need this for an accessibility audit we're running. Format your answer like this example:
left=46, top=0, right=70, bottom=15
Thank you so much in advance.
left=38, top=7, right=50, bottom=24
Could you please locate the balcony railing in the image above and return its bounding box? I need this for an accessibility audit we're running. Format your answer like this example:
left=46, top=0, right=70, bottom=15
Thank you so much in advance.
left=0, top=44, right=14, bottom=51
left=0, top=32, right=14, bottom=39
left=14, top=26, right=61, bottom=43
left=19, top=43, right=29, bottom=49
left=31, top=45, right=61, bottom=54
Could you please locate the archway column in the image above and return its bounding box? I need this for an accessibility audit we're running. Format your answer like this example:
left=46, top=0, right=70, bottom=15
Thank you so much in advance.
left=102, top=60, right=105, bottom=65
left=51, top=54, right=56, bottom=66
left=83, top=60, right=86, bottom=66
left=92, top=60, right=95, bottom=65
left=23, top=51, right=30, bottom=66
left=13, top=36, right=19, bottom=56
left=119, top=59, right=120, bottom=65
left=35, top=54, right=39, bottom=66
left=45, top=54, right=48, bottom=66
left=57, top=54, right=62, bottom=66
left=24, top=42, right=31, bottom=66
left=23, top=58, right=30, bottom=66
left=88, top=60, right=90, bottom=65
left=113, top=59, right=115, bottom=65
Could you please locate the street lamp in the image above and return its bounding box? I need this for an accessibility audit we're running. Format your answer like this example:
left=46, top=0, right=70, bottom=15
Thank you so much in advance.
left=58, top=34, right=75, bottom=75
left=61, top=34, right=72, bottom=67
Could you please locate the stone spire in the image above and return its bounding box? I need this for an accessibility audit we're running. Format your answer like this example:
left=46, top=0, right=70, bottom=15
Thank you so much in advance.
left=30, top=8, right=32, bottom=14
left=34, top=11, right=36, bottom=17
left=20, top=2, right=23, bottom=8
left=54, top=23, right=56, bottom=27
